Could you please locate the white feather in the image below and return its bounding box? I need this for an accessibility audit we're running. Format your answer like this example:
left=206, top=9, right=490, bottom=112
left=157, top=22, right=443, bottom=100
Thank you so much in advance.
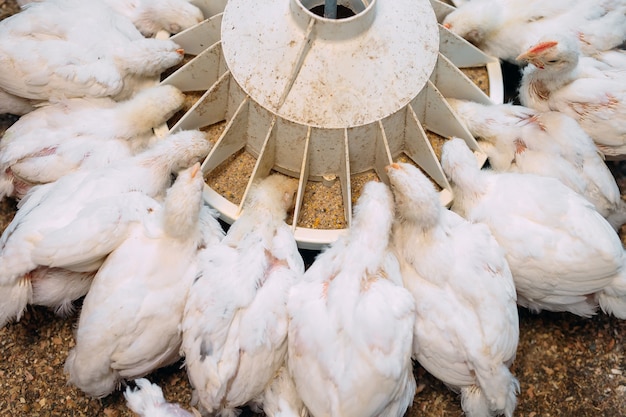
left=288, top=181, right=416, bottom=417
left=517, top=34, right=626, bottom=158
left=0, top=130, right=210, bottom=328
left=181, top=174, right=304, bottom=416
left=387, top=161, right=519, bottom=417
left=65, top=163, right=220, bottom=397
left=18, top=0, right=206, bottom=37
left=0, top=85, right=185, bottom=200
left=441, top=138, right=626, bottom=319
left=125, top=378, right=199, bottom=417
left=448, top=99, right=626, bottom=228
left=0, top=0, right=184, bottom=103
left=443, top=0, right=626, bottom=63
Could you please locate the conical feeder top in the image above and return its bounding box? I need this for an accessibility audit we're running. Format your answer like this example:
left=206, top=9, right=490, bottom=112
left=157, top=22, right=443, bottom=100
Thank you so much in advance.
left=222, top=0, right=439, bottom=129
left=161, top=0, right=501, bottom=249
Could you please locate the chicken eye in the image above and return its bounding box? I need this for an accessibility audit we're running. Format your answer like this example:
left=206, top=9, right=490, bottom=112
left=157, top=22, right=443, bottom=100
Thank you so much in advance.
left=546, top=59, right=558, bottom=64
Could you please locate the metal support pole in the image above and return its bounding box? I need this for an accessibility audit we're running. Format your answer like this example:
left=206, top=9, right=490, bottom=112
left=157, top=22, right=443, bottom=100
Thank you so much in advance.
left=324, top=0, right=337, bottom=18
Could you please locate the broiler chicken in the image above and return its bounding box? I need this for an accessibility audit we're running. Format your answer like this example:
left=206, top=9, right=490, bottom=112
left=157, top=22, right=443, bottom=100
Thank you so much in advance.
left=575, top=5, right=626, bottom=56
left=517, top=35, right=626, bottom=158
left=17, top=0, right=205, bottom=37
left=181, top=174, right=305, bottom=417
left=448, top=99, right=626, bottom=228
left=125, top=378, right=200, bottom=417
left=0, top=0, right=184, bottom=105
left=387, top=162, right=519, bottom=417
left=29, top=267, right=95, bottom=316
left=0, top=85, right=185, bottom=201
left=441, top=138, right=626, bottom=319
left=0, top=130, right=210, bottom=327
left=288, top=180, right=416, bottom=417
left=64, top=163, right=222, bottom=398
left=102, top=0, right=205, bottom=37
left=591, top=49, right=626, bottom=69
left=249, top=365, right=309, bottom=417
left=443, top=0, right=626, bottom=63
left=0, top=89, right=35, bottom=116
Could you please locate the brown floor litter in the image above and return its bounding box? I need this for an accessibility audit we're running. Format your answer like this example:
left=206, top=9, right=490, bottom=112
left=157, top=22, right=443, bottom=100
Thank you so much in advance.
left=1, top=0, right=625, bottom=416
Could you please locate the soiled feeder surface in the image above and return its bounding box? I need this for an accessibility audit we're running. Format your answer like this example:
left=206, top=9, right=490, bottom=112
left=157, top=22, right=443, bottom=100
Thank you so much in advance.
left=158, top=0, right=501, bottom=249
left=177, top=64, right=488, bottom=231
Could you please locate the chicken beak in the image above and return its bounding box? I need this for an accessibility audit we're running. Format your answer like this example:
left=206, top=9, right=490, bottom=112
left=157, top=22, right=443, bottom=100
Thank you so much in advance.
left=443, top=22, right=451, bottom=29
left=385, top=163, right=401, bottom=173
left=516, top=40, right=558, bottom=68
left=515, top=51, right=544, bottom=69
left=516, top=50, right=534, bottom=63
left=190, top=162, right=201, bottom=178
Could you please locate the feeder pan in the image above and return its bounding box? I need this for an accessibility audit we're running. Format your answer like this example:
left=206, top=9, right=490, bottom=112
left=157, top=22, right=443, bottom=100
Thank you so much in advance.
left=160, top=0, right=502, bottom=250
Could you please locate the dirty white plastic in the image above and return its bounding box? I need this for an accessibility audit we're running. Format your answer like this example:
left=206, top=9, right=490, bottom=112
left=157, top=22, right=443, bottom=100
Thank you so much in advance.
left=161, top=0, right=501, bottom=249
left=222, top=0, right=439, bottom=129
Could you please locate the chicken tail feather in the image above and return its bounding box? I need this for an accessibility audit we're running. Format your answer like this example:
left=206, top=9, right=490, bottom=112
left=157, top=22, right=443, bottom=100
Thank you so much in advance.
left=597, top=268, right=626, bottom=319
left=0, top=276, right=32, bottom=327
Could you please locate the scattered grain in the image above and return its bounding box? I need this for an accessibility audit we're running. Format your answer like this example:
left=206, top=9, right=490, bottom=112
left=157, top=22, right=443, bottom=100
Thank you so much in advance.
left=396, top=153, right=443, bottom=192
left=161, top=53, right=195, bottom=81
left=460, top=66, right=490, bottom=97
left=168, top=90, right=206, bottom=128
left=350, top=170, right=380, bottom=206
left=201, top=121, right=227, bottom=145
left=205, top=148, right=255, bottom=205
left=424, top=129, right=448, bottom=161
left=297, top=179, right=346, bottom=229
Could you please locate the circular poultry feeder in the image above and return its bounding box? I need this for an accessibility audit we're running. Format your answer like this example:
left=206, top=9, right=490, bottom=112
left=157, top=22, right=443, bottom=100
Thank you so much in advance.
left=161, top=0, right=502, bottom=249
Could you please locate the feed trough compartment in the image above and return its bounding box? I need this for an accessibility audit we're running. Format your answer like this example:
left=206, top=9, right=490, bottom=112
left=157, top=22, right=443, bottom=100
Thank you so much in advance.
left=161, top=0, right=502, bottom=249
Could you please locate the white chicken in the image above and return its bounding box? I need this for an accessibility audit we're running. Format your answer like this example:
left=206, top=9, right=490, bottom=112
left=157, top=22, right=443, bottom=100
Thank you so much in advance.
left=287, top=180, right=416, bottom=417
left=445, top=99, right=537, bottom=165
left=0, top=130, right=210, bottom=326
left=441, top=0, right=568, bottom=62
left=447, top=99, right=626, bottom=229
left=249, top=364, right=309, bottom=417
left=103, top=0, right=205, bottom=37
left=0, top=89, right=35, bottom=116
left=181, top=174, right=304, bottom=417
left=125, top=378, right=200, bottom=417
left=17, top=0, right=205, bottom=37
left=517, top=35, right=626, bottom=158
left=11, top=209, right=223, bottom=323
left=575, top=5, right=626, bottom=56
left=386, top=161, right=519, bottom=417
left=441, top=138, right=626, bottom=319
left=65, top=163, right=220, bottom=398
left=442, top=0, right=626, bottom=63
left=591, top=49, right=626, bottom=69
left=30, top=267, right=95, bottom=316
left=0, top=0, right=184, bottom=104
left=0, top=85, right=185, bottom=201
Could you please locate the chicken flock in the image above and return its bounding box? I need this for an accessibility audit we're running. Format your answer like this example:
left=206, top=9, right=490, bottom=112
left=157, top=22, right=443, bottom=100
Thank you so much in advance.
left=0, top=0, right=625, bottom=416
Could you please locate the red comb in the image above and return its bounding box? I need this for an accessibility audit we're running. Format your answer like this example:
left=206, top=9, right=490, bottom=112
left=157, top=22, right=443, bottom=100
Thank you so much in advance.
left=528, top=40, right=558, bottom=54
